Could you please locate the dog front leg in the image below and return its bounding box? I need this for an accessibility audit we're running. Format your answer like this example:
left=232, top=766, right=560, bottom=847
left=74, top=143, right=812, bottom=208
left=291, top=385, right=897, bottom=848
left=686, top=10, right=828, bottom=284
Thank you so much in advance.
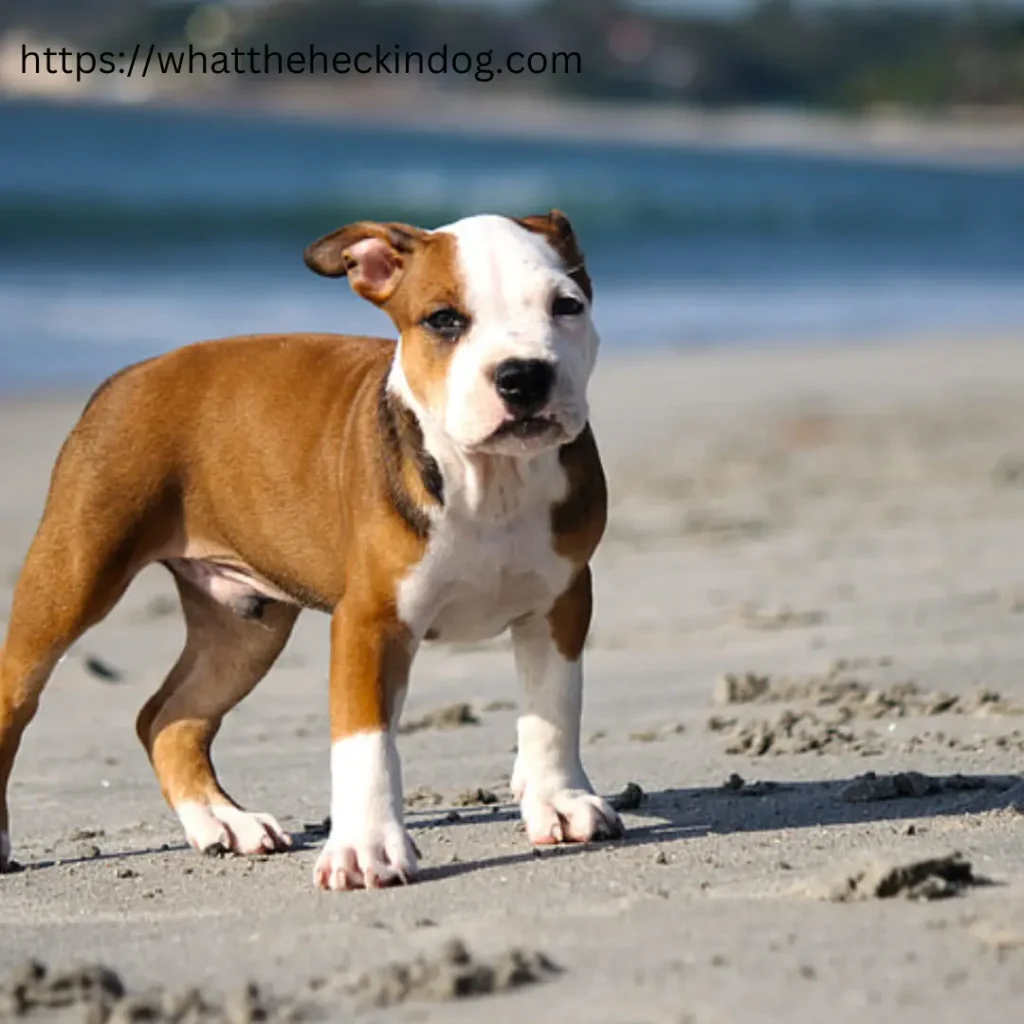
left=510, top=567, right=623, bottom=845
left=313, top=596, right=417, bottom=891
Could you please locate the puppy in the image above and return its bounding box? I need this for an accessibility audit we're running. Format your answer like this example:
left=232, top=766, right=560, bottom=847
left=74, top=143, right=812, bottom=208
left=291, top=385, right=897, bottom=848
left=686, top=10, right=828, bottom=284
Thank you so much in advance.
left=0, top=210, right=622, bottom=888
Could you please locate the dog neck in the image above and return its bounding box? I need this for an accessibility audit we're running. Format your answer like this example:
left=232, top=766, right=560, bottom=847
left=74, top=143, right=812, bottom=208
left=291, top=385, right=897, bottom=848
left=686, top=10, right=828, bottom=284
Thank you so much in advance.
left=443, top=444, right=564, bottom=523
left=376, top=376, right=443, bottom=539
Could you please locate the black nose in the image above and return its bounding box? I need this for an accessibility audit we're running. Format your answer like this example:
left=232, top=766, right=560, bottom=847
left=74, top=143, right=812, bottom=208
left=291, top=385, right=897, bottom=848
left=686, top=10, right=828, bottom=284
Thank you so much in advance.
left=493, top=359, right=555, bottom=413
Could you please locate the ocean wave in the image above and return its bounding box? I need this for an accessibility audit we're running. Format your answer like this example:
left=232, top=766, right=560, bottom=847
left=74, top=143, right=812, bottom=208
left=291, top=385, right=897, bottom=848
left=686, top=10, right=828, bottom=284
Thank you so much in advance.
left=0, top=190, right=978, bottom=254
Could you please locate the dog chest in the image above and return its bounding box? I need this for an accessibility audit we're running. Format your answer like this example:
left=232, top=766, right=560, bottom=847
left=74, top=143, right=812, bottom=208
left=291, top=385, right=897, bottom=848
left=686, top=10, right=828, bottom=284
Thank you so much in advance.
left=396, top=511, right=573, bottom=644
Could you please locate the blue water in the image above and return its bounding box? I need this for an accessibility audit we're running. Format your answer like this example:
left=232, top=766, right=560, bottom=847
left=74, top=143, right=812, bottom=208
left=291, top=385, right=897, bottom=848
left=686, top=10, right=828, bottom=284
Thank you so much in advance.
left=2, top=99, right=1023, bottom=391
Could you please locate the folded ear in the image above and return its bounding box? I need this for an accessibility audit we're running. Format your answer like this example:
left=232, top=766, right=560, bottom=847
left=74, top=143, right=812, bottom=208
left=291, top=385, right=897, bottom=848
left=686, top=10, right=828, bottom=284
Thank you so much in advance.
left=303, top=221, right=426, bottom=305
left=515, top=208, right=592, bottom=301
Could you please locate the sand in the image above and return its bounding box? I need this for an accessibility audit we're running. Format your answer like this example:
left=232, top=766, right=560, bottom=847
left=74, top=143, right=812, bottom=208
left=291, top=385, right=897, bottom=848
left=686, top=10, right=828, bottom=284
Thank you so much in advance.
left=3, top=337, right=1024, bottom=1022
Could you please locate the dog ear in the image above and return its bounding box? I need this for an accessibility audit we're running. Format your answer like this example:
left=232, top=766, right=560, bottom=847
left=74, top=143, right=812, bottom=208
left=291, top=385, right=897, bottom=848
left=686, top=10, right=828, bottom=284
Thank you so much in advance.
left=304, top=222, right=426, bottom=304
left=515, top=209, right=592, bottom=302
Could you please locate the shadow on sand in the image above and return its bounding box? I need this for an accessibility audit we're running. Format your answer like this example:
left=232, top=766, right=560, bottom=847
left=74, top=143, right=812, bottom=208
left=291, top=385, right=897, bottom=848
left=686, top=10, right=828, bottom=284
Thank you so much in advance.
left=7, top=772, right=1021, bottom=883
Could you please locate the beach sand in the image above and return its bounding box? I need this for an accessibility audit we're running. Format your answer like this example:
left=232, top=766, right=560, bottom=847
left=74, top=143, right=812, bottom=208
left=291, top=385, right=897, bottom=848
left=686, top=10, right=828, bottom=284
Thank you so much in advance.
left=2, top=337, right=1024, bottom=1021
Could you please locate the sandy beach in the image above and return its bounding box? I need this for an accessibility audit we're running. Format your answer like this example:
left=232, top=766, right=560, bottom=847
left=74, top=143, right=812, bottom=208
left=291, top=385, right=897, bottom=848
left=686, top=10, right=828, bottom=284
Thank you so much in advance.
left=251, top=92, right=1024, bottom=169
left=3, top=337, right=1024, bottom=1022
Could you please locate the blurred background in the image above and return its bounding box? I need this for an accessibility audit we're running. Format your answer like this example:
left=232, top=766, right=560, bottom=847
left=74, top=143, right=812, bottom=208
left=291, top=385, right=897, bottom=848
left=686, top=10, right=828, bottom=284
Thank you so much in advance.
left=1, top=0, right=1023, bottom=392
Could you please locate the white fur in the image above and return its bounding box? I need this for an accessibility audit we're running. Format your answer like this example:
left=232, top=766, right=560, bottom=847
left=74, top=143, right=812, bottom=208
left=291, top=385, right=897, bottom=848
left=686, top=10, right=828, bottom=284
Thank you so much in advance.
left=511, top=616, right=586, bottom=789
left=393, top=447, right=574, bottom=642
left=313, top=730, right=416, bottom=890
left=393, top=214, right=599, bottom=456
left=175, top=801, right=291, bottom=854
left=509, top=617, right=622, bottom=843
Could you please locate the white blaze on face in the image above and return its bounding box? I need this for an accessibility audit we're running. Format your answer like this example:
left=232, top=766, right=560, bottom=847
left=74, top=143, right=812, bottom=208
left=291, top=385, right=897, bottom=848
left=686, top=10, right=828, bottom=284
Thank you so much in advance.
left=438, top=215, right=599, bottom=451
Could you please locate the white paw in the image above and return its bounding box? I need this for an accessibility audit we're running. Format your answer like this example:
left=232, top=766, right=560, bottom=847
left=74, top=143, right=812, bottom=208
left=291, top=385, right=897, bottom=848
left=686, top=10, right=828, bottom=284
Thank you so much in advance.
left=315, top=729, right=416, bottom=891
left=175, top=802, right=292, bottom=855
left=516, top=783, right=623, bottom=845
left=312, top=823, right=418, bottom=891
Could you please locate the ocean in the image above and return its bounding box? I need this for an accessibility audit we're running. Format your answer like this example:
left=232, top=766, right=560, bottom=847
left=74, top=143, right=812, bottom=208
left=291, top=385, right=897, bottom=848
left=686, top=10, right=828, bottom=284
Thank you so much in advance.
left=2, top=99, right=1023, bottom=393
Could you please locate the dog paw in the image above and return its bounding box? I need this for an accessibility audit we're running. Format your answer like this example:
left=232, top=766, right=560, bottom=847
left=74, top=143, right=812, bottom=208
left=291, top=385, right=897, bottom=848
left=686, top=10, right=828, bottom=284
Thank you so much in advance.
left=312, top=825, right=418, bottom=891
left=176, top=803, right=292, bottom=855
left=518, top=787, right=624, bottom=846
left=0, top=830, right=12, bottom=872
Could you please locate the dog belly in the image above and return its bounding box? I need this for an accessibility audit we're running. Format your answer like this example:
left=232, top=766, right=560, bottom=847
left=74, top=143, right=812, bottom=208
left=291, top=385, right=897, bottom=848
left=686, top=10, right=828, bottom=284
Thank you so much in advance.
left=164, top=558, right=297, bottom=618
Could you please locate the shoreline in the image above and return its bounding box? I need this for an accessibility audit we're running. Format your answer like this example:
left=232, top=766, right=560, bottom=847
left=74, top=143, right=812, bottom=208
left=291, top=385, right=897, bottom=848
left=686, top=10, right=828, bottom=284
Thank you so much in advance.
left=4, top=89, right=1024, bottom=169
left=3, top=329, right=1021, bottom=406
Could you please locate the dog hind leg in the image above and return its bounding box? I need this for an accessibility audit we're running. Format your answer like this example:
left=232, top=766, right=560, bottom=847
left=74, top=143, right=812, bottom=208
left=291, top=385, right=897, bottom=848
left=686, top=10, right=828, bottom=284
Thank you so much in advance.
left=0, top=511, right=140, bottom=871
left=136, top=569, right=299, bottom=856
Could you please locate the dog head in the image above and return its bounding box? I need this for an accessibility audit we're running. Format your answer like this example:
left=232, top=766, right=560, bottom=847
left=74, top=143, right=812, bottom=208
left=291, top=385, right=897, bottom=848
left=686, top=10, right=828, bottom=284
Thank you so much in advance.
left=304, top=211, right=599, bottom=457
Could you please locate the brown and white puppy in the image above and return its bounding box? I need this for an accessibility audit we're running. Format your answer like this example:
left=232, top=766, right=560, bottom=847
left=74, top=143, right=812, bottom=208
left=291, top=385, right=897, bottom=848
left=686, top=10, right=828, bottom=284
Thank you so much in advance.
left=0, top=210, right=621, bottom=889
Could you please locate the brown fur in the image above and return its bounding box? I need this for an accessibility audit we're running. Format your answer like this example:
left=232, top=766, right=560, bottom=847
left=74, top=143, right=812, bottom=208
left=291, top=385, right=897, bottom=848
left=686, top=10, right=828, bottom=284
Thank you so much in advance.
left=546, top=426, right=606, bottom=661
left=0, top=333, right=429, bottom=844
left=517, top=209, right=593, bottom=302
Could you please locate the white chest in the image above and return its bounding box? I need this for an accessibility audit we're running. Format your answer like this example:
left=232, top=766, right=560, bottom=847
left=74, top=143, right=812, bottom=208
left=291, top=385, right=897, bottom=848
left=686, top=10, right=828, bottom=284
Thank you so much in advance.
left=396, top=510, right=573, bottom=644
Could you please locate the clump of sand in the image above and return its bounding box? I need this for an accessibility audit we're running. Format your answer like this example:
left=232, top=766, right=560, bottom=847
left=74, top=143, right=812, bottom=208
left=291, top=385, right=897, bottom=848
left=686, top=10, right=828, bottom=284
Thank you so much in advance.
left=609, top=781, right=645, bottom=811
left=342, top=939, right=560, bottom=1010
left=0, top=960, right=296, bottom=1022
left=801, top=852, right=989, bottom=903
left=838, top=770, right=1016, bottom=802
left=1, top=942, right=560, bottom=1020
left=712, top=668, right=1018, bottom=719
left=709, top=666, right=1022, bottom=757
left=711, top=708, right=883, bottom=757
left=398, top=702, right=480, bottom=734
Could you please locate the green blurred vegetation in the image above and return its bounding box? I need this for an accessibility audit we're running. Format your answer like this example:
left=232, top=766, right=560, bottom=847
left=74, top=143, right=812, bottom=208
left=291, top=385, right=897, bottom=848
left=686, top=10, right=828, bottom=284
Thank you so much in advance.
left=4, top=0, right=1024, bottom=109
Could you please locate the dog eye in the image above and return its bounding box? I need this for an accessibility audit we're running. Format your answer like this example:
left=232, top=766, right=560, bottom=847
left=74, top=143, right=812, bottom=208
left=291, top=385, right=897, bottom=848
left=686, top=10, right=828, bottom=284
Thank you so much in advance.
left=552, top=295, right=585, bottom=318
left=422, top=307, right=468, bottom=340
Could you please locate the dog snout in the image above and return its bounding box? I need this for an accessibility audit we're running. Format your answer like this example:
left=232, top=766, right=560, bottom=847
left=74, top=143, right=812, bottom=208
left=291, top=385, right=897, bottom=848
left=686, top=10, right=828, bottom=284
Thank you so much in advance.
left=493, top=358, right=555, bottom=415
